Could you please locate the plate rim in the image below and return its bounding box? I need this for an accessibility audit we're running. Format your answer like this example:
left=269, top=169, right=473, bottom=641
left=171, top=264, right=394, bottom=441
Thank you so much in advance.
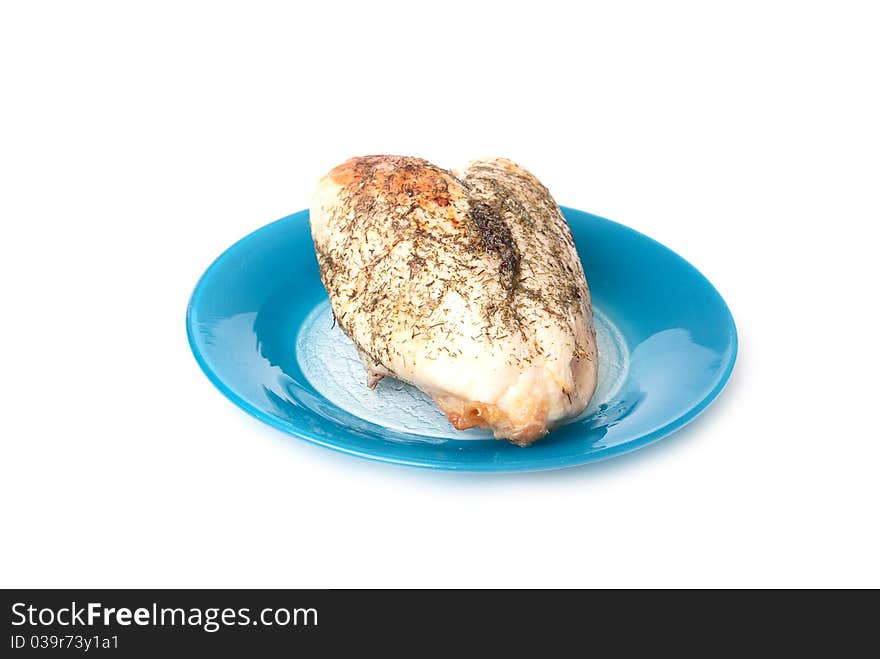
left=186, top=207, right=738, bottom=472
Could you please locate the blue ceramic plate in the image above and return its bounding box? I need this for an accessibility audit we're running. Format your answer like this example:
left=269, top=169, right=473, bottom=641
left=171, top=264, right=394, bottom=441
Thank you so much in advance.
left=187, top=208, right=736, bottom=471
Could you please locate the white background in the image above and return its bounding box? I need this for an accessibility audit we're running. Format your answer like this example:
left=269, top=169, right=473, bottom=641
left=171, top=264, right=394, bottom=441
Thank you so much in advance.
left=1, top=1, right=878, bottom=588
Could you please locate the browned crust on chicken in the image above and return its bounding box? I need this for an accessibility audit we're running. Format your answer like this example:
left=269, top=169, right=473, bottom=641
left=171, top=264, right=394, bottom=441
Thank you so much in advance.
left=432, top=394, right=550, bottom=447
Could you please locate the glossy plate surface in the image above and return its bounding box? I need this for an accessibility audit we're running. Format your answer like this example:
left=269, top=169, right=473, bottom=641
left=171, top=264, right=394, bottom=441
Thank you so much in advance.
left=187, top=208, right=737, bottom=471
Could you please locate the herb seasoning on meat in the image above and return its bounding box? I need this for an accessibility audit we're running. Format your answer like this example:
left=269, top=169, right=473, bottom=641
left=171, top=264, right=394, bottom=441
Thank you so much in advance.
left=310, top=156, right=597, bottom=446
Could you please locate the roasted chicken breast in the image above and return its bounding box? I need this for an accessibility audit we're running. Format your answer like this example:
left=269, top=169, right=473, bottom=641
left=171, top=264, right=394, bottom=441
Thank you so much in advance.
left=310, top=155, right=597, bottom=445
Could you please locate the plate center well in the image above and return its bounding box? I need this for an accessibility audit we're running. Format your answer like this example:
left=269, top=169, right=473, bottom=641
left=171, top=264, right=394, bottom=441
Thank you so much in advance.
left=295, top=300, right=629, bottom=439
